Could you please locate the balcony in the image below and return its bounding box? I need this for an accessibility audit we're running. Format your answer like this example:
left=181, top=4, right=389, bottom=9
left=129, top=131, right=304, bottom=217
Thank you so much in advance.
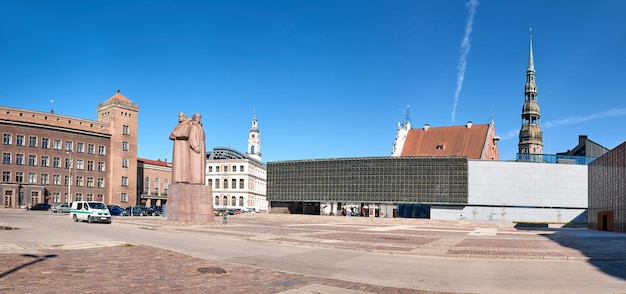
left=516, top=153, right=597, bottom=165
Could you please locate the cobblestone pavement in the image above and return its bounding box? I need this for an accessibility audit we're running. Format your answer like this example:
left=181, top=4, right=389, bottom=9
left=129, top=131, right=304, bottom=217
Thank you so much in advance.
left=2, top=212, right=626, bottom=293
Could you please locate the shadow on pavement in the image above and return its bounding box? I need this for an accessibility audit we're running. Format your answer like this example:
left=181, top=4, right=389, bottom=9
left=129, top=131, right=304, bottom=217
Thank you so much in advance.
left=0, top=253, right=58, bottom=279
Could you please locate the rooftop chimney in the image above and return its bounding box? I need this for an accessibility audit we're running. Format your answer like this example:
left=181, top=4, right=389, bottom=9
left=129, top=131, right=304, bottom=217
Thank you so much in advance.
left=424, top=124, right=430, bottom=131
left=467, top=121, right=473, bottom=128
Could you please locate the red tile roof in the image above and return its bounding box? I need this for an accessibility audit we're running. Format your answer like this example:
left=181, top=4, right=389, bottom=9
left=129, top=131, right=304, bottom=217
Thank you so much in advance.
left=401, top=123, right=494, bottom=159
left=105, top=92, right=131, bottom=103
left=138, top=158, right=171, bottom=167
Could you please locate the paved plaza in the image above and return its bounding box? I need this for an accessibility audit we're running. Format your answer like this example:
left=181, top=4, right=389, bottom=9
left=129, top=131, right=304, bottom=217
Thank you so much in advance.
left=2, top=211, right=626, bottom=293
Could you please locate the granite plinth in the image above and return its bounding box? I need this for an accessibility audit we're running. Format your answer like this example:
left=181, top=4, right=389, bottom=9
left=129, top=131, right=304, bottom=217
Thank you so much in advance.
left=167, top=183, right=214, bottom=222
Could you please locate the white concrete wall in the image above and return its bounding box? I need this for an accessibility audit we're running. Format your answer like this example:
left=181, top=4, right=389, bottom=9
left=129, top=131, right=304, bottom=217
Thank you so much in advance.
left=437, top=160, right=588, bottom=223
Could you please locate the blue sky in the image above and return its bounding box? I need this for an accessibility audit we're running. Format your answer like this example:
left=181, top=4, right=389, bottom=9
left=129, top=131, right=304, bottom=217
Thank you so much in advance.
left=2, top=0, right=625, bottom=163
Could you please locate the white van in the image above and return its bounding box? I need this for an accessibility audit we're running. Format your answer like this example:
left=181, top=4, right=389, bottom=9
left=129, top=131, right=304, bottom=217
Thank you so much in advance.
left=70, top=201, right=112, bottom=223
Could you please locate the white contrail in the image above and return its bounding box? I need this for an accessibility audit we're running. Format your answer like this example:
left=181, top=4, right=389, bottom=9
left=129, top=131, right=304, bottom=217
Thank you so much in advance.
left=499, top=108, right=626, bottom=140
left=451, top=0, right=479, bottom=125
left=543, top=108, right=626, bottom=128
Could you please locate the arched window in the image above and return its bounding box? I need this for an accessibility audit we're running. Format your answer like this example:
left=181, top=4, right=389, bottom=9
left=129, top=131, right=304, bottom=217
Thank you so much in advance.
left=239, top=196, right=244, bottom=206
left=164, top=179, right=169, bottom=195
left=239, top=179, right=244, bottom=189
left=250, top=146, right=255, bottom=154
left=223, top=179, right=228, bottom=189
left=223, top=196, right=228, bottom=206
left=231, top=196, right=236, bottom=206
left=144, top=177, right=150, bottom=194
left=208, top=179, right=212, bottom=187
left=214, top=196, right=219, bottom=206
left=232, top=179, right=237, bottom=189
left=215, top=180, right=220, bottom=189
left=154, top=178, right=160, bottom=195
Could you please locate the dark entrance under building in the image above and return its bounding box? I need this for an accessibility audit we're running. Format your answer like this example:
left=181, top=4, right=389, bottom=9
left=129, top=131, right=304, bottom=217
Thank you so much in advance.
left=397, top=204, right=430, bottom=218
left=270, top=201, right=320, bottom=215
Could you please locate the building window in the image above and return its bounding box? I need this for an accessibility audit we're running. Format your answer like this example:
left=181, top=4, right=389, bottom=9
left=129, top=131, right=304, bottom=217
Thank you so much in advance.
left=2, top=153, right=10, bottom=164
left=223, top=196, right=227, bottom=206
left=231, top=196, right=236, bottom=206
left=232, top=179, right=236, bottom=189
left=164, top=179, right=168, bottom=195
left=87, top=144, right=95, bottom=154
left=53, top=174, right=60, bottom=185
left=98, top=162, right=105, bottom=172
left=123, top=125, right=130, bottom=135
left=77, top=142, right=84, bottom=153
left=223, top=179, right=228, bottom=189
left=76, top=159, right=84, bottom=170
left=224, top=166, right=228, bottom=172
left=240, top=165, right=244, bottom=172
left=65, top=140, right=73, bottom=152
left=41, top=138, right=49, bottom=149
left=207, top=179, right=212, bottom=187
left=15, top=154, right=24, bottom=165
left=121, top=176, right=128, bottom=187
left=98, top=178, right=105, bottom=188
left=52, top=192, right=60, bottom=203
left=28, top=155, right=36, bottom=166
left=122, top=158, right=129, bottom=168
left=144, top=177, right=150, bottom=194
left=121, top=193, right=128, bottom=203
left=41, top=156, right=49, bottom=167
left=239, top=196, right=244, bottom=206
left=87, top=177, right=94, bottom=187
left=53, top=157, right=61, bottom=168
left=154, top=178, right=160, bottom=195
left=3, top=134, right=11, bottom=145
left=75, top=194, right=83, bottom=201
left=215, top=196, right=219, bottom=206
left=15, top=172, right=23, bottom=183
left=87, top=160, right=94, bottom=171
left=122, top=141, right=129, bottom=151
left=65, top=158, right=71, bottom=169
left=215, top=179, right=220, bottom=189
left=239, top=179, right=244, bottom=189
left=216, top=166, right=220, bottom=172
left=28, top=173, right=36, bottom=184
left=76, top=176, right=84, bottom=187
left=98, top=145, right=106, bottom=155
left=208, top=166, right=213, bottom=173
left=29, top=136, right=37, bottom=147
left=86, top=194, right=94, bottom=201
left=41, top=174, right=49, bottom=184
left=65, top=175, right=70, bottom=186
left=53, top=139, right=61, bottom=150
left=16, top=135, right=24, bottom=146
left=2, top=171, right=10, bottom=182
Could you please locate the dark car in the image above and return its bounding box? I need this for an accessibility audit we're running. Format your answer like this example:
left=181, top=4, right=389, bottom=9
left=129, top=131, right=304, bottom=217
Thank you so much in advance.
left=121, top=206, right=144, bottom=216
left=29, top=203, right=51, bottom=211
left=107, top=205, right=124, bottom=216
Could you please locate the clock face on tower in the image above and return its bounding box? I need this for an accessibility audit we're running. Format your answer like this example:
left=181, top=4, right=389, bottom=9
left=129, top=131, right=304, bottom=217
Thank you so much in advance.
left=251, top=134, right=255, bottom=138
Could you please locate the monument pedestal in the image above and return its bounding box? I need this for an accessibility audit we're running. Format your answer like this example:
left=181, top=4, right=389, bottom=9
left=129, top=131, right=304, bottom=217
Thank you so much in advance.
left=167, top=183, right=214, bottom=223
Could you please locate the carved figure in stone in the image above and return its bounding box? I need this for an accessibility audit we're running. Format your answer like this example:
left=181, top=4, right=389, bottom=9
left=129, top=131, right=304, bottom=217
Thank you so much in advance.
left=169, top=112, right=192, bottom=183
left=188, top=113, right=206, bottom=184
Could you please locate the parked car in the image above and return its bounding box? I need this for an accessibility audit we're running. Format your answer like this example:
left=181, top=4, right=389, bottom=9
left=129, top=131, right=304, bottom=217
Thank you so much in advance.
left=29, top=203, right=51, bottom=211
left=107, top=205, right=124, bottom=216
left=70, top=201, right=111, bottom=223
left=140, top=206, right=159, bottom=216
left=121, top=206, right=144, bottom=216
left=51, top=203, right=71, bottom=213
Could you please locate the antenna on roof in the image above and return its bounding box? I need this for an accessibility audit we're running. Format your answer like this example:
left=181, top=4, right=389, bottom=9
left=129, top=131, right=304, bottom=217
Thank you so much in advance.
left=405, top=104, right=411, bottom=125
left=50, top=99, right=54, bottom=114
left=489, top=108, right=493, bottom=122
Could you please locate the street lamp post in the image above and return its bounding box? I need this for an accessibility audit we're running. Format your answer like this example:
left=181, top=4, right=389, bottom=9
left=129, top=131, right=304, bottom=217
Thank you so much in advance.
left=66, top=151, right=72, bottom=208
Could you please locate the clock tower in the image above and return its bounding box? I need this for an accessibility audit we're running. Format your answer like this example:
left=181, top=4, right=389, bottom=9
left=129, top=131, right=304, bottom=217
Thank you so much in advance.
left=247, top=111, right=262, bottom=162
left=518, top=29, right=543, bottom=156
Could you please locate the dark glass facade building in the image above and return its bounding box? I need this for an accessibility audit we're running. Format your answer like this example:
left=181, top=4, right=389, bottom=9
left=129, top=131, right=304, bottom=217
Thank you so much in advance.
left=588, top=141, right=626, bottom=232
left=267, top=156, right=469, bottom=208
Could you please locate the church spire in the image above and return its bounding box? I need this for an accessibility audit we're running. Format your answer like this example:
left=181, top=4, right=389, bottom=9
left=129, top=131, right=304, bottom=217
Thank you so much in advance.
left=518, top=28, right=543, bottom=159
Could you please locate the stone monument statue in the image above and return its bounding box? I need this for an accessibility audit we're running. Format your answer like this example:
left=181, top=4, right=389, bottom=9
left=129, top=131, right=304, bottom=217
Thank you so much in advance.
left=167, top=112, right=213, bottom=222
left=169, top=112, right=206, bottom=184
